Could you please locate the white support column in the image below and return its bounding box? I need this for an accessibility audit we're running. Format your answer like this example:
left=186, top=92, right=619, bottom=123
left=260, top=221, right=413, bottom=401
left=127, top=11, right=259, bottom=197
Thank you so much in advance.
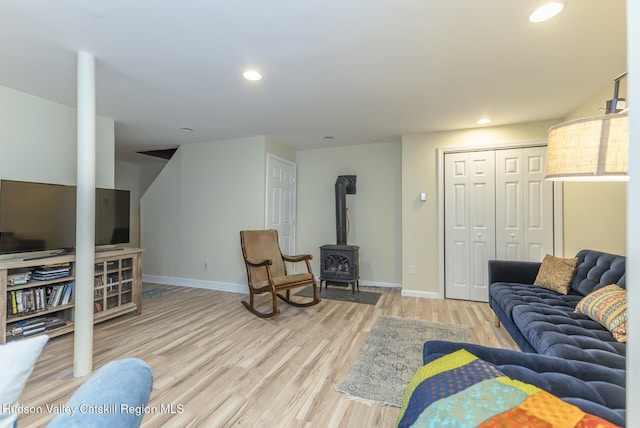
left=74, top=50, right=96, bottom=377
left=626, top=2, right=638, bottom=426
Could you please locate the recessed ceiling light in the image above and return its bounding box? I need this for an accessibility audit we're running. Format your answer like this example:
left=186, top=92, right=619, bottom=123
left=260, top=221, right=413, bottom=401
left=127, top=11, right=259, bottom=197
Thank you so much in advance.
left=529, top=2, right=564, bottom=23
left=180, top=127, right=193, bottom=133
left=243, top=70, right=262, bottom=81
left=477, top=118, right=492, bottom=125
left=323, top=136, right=335, bottom=140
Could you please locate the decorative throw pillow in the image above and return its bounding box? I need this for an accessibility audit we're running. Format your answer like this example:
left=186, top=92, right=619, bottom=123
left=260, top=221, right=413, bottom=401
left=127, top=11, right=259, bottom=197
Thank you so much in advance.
left=0, top=334, right=48, bottom=427
left=396, top=349, right=618, bottom=428
left=576, top=284, right=627, bottom=342
left=533, top=254, right=579, bottom=295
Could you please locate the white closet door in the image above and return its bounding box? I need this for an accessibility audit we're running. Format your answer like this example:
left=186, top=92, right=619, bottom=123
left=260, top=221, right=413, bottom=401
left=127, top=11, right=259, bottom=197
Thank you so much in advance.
left=522, top=147, right=553, bottom=261
left=495, top=149, right=523, bottom=260
left=495, top=147, right=553, bottom=262
left=445, top=152, right=471, bottom=300
left=445, top=151, right=495, bottom=302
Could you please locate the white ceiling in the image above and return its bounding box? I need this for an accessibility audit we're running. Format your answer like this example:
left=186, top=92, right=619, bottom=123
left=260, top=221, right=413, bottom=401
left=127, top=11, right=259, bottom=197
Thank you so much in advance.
left=0, top=1, right=627, bottom=162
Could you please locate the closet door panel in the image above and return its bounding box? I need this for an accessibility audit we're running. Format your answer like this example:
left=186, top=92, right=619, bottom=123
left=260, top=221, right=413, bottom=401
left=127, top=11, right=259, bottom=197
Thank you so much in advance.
left=523, top=147, right=554, bottom=261
left=469, top=151, right=495, bottom=302
left=444, top=153, right=471, bottom=300
left=495, top=149, right=523, bottom=260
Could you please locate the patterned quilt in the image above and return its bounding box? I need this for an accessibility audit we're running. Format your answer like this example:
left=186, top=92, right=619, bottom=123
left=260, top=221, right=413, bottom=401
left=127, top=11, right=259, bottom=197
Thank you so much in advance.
left=396, top=349, right=619, bottom=428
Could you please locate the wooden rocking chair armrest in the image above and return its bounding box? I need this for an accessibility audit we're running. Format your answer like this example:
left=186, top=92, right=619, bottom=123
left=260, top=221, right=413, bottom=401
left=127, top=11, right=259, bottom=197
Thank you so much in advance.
left=282, top=254, right=313, bottom=263
left=245, top=257, right=273, bottom=267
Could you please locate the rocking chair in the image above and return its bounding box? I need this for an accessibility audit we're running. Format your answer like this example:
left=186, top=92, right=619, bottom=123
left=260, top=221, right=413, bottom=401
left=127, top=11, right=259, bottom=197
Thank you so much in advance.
left=240, top=229, right=320, bottom=318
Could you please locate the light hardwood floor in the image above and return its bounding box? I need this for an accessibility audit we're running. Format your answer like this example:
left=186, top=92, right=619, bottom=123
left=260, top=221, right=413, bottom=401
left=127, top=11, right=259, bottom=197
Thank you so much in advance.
left=19, top=284, right=518, bottom=427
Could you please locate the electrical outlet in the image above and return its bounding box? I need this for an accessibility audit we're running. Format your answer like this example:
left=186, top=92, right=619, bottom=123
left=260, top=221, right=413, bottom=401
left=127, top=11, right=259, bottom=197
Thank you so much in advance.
left=408, top=265, right=415, bottom=275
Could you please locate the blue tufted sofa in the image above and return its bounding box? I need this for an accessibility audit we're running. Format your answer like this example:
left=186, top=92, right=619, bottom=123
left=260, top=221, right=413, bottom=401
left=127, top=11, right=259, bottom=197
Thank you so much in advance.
left=421, top=340, right=626, bottom=426
left=399, top=250, right=627, bottom=427
left=489, top=249, right=626, bottom=369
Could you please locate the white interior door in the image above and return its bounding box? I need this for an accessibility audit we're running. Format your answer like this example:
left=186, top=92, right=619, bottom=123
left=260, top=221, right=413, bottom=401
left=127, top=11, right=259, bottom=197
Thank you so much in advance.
left=495, top=147, right=553, bottom=262
left=445, top=151, right=495, bottom=301
left=266, top=154, right=296, bottom=257
left=445, top=152, right=471, bottom=300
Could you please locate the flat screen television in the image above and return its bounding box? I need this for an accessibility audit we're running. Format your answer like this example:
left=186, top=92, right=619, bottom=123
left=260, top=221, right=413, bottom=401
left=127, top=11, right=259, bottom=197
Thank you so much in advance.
left=95, top=187, right=131, bottom=247
left=0, top=179, right=130, bottom=255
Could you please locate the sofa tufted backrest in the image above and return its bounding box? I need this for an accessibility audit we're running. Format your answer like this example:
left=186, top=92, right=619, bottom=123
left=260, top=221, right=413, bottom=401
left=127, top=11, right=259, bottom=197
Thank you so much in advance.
left=572, top=250, right=626, bottom=296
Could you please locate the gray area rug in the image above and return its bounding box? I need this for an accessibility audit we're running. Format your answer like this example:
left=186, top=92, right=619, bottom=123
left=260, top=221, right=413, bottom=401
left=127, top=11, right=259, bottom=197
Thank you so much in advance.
left=142, top=283, right=178, bottom=300
left=337, top=316, right=473, bottom=407
left=296, top=285, right=381, bottom=305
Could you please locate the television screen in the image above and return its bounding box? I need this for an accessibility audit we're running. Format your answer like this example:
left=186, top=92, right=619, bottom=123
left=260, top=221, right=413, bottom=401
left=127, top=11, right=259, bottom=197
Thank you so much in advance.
left=96, top=187, right=130, bottom=246
left=0, top=180, right=131, bottom=255
left=0, top=180, right=77, bottom=254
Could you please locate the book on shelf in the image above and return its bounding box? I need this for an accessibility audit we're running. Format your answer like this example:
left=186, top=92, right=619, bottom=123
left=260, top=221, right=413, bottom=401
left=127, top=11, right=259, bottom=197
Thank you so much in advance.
left=32, top=263, right=71, bottom=281
left=7, top=284, right=74, bottom=317
left=6, top=318, right=45, bottom=336
left=6, top=316, right=67, bottom=338
left=44, top=283, right=72, bottom=308
left=7, top=288, right=50, bottom=316
left=46, top=286, right=58, bottom=308
left=36, top=262, right=71, bottom=271
left=9, top=291, right=17, bottom=315
left=61, top=283, right=73, bottom=305
left=45, top=318, right=67, bottom=331
left=23, top=289, right=35, bottom=312
left=7, top=268, right=32, bottom=285
left=22, top=326, right=46, bottom=336
left=32, top=272, right=70, bottom=281
left=34, top=288, right=42, bottom=311
left=15, top=290, right=24, bottom=313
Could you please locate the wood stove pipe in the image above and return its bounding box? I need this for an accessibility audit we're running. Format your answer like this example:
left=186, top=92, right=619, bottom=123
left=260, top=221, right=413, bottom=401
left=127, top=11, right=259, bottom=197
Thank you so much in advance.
left=335, top=175, right=356, bottom=245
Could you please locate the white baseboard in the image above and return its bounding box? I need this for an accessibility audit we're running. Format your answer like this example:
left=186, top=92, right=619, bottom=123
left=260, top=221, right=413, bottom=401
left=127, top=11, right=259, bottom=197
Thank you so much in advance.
left=400, top=289, right=442, bottom=299
left=358, top=280, right=401, bottom=289
left=314, top=277, right=401, bottom=289
left=143, top=274, right=404, bottom=295
left=142, top=274, right=248, bottom=294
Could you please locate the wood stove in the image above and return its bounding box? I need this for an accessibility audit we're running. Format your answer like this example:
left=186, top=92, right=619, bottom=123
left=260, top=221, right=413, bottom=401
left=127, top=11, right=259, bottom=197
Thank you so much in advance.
left=319, top=175, right=360, bottom=293
left=320, top=244, right=359, bottom=293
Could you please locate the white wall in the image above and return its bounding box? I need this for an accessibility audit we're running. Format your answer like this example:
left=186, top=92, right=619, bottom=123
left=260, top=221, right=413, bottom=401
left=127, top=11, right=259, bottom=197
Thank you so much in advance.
left=140, top=136, right=266, bottom=291
left=0, top=85, right=115, bottom=188
left=401, top=120, right=558, bottom=296
left=140, top=138, right=402, bottom=290
left=140, top=162, right=168, bottom=196
left=265, top=137, right=296, bottom=163
left=296, top=142, right=402, bottom=287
